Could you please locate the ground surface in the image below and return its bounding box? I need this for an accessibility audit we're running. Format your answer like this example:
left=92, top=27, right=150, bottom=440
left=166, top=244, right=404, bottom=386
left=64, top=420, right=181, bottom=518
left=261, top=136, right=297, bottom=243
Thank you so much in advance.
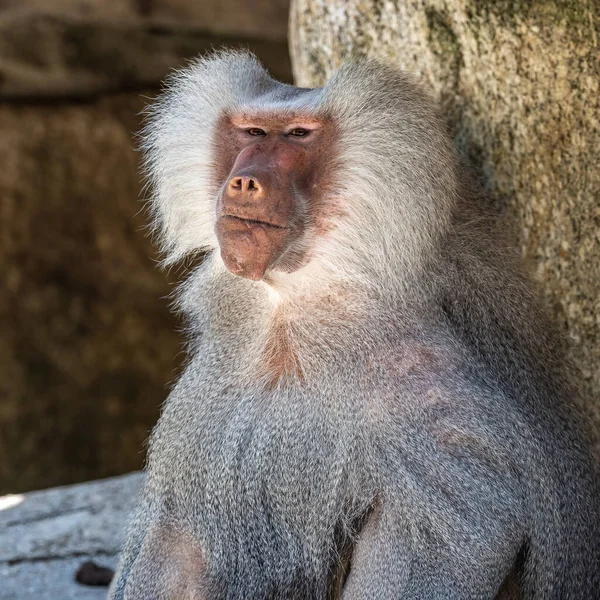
left=0, top=472, right=141, bottom=600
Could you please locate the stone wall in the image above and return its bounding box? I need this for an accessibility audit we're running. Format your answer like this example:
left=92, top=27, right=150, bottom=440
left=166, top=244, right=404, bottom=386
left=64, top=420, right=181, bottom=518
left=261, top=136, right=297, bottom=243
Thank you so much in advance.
left=290, top=0, right=600, bottom=450
left=0, top=0, right=291, bottom=494
left=0, top=0, right=291, bottom=98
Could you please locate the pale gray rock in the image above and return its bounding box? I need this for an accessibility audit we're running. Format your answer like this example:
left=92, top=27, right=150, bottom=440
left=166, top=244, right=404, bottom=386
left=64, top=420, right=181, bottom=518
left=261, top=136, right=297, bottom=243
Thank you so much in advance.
left=0, top=473, right=142, bottom=600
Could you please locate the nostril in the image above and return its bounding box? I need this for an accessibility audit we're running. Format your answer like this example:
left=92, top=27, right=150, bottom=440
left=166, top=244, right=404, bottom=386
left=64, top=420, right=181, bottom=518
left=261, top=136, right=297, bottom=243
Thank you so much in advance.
left=228, top=175, right=262, bottom=195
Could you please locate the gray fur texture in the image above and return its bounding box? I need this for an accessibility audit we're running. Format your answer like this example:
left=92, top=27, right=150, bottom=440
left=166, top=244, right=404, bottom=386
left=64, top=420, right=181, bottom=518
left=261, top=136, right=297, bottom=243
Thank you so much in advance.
left=109, top=51, right=600, bottom=599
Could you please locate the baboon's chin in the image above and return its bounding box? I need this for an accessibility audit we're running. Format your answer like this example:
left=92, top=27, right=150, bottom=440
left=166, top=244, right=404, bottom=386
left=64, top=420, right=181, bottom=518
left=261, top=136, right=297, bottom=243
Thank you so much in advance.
left=215, top=216, right=289, bottom=281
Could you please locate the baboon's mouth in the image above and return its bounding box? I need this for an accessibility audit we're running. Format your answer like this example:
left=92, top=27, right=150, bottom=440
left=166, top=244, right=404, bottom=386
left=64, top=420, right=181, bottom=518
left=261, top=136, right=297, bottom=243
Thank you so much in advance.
left=221, top=214, right=289, bottom=230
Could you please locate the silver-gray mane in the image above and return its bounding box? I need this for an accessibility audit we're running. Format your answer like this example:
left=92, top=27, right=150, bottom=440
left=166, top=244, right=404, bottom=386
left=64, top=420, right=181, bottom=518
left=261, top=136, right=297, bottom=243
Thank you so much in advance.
left=142, top=50, right=458, bottom=298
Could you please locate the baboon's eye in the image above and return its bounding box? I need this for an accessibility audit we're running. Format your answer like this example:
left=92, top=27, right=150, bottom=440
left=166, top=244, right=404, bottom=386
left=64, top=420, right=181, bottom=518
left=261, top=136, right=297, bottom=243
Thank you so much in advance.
left=287, top=128, right=310, bottom=137
left=247, top=128, right=266, bottom=136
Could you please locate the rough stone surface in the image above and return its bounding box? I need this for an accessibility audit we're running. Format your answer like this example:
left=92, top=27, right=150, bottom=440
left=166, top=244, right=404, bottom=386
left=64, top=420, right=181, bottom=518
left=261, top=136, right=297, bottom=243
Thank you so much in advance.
left=2, top=0, right=289, bottom=40
left=0, top=93, right=181, bottom=494
left=0, top=473, right=142, bottom=600
left=0, top=0, right=291, bottom=98
left=290, top=0, right=600, bottom=450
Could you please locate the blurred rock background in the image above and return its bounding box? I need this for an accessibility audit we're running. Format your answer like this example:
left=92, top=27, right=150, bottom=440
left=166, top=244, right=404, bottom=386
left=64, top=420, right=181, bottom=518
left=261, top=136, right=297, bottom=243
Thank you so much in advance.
left=0, top=0, right=291, bottom=494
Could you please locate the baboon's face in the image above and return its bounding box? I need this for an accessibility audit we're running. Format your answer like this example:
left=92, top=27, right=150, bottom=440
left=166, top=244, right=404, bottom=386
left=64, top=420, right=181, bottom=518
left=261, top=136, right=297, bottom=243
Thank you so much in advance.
left=213, top=113, right=336, bottom=280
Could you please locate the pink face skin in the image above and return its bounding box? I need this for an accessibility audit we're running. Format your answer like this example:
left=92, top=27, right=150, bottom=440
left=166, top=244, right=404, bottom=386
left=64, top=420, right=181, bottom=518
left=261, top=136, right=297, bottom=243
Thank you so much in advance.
left=213, top=114, right=336, bottom=281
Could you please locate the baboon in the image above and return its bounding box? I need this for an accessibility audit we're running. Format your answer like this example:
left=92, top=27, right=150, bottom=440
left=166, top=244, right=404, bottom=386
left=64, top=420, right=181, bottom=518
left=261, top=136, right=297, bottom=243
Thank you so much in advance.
left=109, top=51, right=600, bottom=599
